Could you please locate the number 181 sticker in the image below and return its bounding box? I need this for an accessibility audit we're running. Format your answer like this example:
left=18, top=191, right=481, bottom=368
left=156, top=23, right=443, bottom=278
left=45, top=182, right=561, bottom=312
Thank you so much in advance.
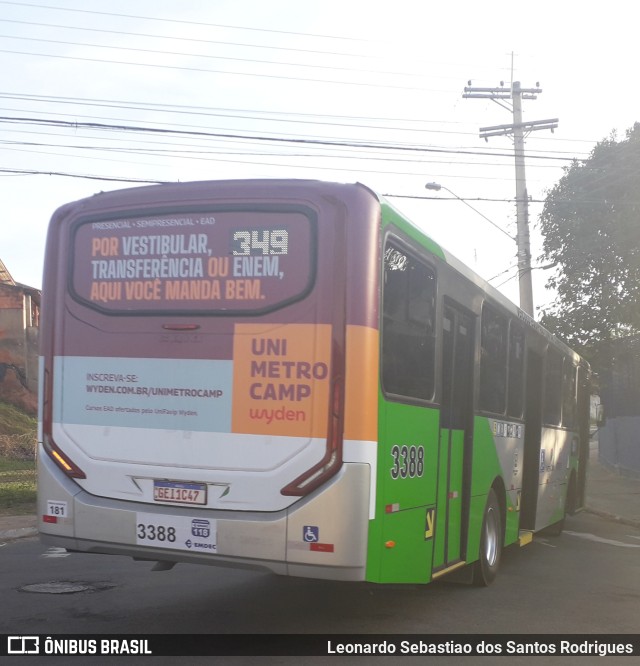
left=47, top=500, right=68, bottom=518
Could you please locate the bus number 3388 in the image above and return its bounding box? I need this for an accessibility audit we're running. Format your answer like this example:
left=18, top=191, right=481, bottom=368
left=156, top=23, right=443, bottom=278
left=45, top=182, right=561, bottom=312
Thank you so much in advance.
left=390, top=445, right=425, bottom=479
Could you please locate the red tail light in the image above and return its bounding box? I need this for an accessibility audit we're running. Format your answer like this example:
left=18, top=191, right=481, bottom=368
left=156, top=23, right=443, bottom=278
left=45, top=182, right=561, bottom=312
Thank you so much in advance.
left=43, top=433, right=86, bottom=479
left=42, top=367, right=86, bottom=479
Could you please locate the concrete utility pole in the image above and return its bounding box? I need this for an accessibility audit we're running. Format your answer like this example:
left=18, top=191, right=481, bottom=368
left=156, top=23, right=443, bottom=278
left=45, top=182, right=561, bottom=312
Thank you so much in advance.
left=463, top=81, right=558, bottom=317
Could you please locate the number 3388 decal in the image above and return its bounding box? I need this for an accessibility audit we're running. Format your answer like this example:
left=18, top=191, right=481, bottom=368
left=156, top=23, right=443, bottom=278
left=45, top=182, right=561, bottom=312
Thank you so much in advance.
left=390, top=445, right=425, bottom=479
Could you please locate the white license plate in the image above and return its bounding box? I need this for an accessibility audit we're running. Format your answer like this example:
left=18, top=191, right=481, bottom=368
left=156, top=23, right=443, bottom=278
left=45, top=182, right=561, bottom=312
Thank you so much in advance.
left=153, top=480, right=207, bottom=505
left=136, top=513, right=217, bottom=553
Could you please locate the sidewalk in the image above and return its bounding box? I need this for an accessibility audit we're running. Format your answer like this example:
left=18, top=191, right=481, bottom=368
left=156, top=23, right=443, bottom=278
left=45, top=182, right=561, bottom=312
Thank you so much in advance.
left=1, top=451, right=639, bottom=542
left=0, top=512, right=37, bottom=541
left=584, top=444, right=640, bottom=528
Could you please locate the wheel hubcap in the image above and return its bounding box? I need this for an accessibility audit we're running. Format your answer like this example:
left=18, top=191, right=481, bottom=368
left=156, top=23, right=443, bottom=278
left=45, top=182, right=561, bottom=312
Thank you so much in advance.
left=484, top=507, right=499, bottom=566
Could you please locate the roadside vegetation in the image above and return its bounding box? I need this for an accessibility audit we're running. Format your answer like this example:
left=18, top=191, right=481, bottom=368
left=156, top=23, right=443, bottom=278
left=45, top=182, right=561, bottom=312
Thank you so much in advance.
left=0, top=401, right=37, bottom=515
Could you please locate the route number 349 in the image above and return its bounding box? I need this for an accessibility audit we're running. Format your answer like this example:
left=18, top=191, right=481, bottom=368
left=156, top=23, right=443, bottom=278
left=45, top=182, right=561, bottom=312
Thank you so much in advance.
left=390, top=445, right=424, bottom=479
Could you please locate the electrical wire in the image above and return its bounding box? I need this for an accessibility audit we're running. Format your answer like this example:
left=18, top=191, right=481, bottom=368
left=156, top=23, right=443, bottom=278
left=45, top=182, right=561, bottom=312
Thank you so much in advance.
left=0, top=115, right=580, bottom=162
left=0, top=32, right=438, bottom=81
left=0, top=0, right=375, bottom=42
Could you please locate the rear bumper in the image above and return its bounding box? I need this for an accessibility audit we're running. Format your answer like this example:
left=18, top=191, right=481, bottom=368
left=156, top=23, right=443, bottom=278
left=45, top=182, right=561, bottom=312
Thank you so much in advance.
left=38, top=447, right=370, bottom=581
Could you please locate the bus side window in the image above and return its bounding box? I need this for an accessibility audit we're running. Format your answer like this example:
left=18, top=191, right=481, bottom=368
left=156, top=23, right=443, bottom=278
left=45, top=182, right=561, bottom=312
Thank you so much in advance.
left=382, top=241, right=436, bottom=401
left=507, top=322, right=525, bottom=419
left=562, top=360, right=577, bottom=429
left=479, top=304, right=507, bottom=415
left=544, top=347, right=563, bottom=426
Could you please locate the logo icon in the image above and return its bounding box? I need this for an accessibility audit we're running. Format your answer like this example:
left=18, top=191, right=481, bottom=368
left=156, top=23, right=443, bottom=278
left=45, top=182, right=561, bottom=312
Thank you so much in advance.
left=191, top=519, right=210, bottom=538
left=8, top=637, right=40, bottom=655
left=303, top=525, right=319, bottom=543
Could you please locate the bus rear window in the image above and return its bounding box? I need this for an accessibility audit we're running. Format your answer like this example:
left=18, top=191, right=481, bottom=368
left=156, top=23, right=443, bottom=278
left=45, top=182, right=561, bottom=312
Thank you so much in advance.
left=69, top=206, right=316, bottom=315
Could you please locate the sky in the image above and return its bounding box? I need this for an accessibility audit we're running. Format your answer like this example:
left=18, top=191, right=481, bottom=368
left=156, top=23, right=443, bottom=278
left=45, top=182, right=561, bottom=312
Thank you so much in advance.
left=1, top=0, right=639, bottom=316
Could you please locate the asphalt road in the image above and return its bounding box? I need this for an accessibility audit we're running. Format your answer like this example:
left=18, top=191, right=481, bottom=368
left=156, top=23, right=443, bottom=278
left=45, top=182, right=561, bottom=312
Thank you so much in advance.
left=1, top=511, right=639, bottom=664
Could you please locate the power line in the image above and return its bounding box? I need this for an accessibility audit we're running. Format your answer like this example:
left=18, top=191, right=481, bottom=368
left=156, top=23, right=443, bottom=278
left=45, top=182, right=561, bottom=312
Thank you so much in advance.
left=0, top=123, right=577, bottom=186
left=0, top=91, right=596, bottom=158
left=0, top=166, right=166, bottom=183
left=0, top=47, right=444, bottom=92
left=0, top=32, right=434, bottom=81
left=0, top=0, right=371, bottom=43
left=0, top=115, right=580, bottom=162
left=0, top=144, right=529, bottom=181
left=0, top=125, right=578, bottom=174
left=5, top=143, right=568, bottom=178
left=3, top=166, right=635, bottom=209
left=0, top=93, right=485, bottom=140
left=0, top=17, right=382, bottom=60
left=386, top=194, right=547, bottom=204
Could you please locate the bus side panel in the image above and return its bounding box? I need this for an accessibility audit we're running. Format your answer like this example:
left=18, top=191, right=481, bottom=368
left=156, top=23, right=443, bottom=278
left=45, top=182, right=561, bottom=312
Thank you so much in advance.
left=446, top=429, right=464, bottom=563
left=343, top=324, right=379, bottom=522
left=467, top=418, right=499, bottom=564
left=286, top=464, right=370, bottom=580
left=534, top=427, right=576, bottom=530
left=366, top=400, right=439, bottom=584
left=467, top=417, right=523, bottom=560
left=37, top=440, right=81, bottom=539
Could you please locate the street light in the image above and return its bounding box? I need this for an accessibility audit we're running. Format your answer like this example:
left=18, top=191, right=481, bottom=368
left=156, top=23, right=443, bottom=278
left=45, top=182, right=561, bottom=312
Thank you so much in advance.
left=424, top=182, right=514, bottom=242
left=425, top=181, right=534, bottom=315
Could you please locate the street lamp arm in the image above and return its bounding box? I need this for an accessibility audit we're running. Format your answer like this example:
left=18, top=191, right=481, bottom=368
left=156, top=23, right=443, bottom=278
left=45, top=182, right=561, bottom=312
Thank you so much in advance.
left=425, top=182, right=514, bottom=241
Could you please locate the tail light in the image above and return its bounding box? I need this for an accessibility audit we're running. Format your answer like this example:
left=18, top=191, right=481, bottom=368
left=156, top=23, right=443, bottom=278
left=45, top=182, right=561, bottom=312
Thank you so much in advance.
left=281, top=373, right=344, bottom=496
left=43, top=434, right=86, bottom=479
left=42, top=367, right=86, bottom=479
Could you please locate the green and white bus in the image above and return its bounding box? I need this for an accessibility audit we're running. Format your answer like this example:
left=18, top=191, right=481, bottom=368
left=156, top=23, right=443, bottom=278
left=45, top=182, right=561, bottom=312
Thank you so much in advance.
left=38, top=179, right=591, bottom=586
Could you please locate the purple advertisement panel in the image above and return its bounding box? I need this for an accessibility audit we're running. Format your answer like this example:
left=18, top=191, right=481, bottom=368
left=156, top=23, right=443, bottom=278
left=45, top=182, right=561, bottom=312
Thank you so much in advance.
left=70, top=208, right=315, bottom=314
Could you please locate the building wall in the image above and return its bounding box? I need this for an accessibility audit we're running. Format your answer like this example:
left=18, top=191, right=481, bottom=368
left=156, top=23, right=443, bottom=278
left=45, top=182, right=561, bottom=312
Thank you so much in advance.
left=599, top=418, right=640, bottom=479
left=599, top=335, right=640, bottom=476
left=0, top=282, right=39, bottom=394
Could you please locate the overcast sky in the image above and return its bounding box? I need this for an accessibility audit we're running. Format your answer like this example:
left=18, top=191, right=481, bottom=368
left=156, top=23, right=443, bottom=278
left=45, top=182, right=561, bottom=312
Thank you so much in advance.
left=2, top=0, right=639, bottom=315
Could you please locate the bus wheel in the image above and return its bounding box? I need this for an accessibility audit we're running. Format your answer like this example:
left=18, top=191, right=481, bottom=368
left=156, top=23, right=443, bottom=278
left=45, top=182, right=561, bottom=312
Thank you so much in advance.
left=473, top=488, right=502, bottom=587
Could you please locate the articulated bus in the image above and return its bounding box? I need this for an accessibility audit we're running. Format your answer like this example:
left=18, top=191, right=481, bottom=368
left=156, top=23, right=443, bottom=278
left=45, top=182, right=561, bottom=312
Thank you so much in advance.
left=38, top=180, right=590, bottom=586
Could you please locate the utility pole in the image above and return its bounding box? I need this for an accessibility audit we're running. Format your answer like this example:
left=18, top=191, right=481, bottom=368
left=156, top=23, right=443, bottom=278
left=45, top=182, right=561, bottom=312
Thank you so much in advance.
left=463, top=81, right=558, bottom=317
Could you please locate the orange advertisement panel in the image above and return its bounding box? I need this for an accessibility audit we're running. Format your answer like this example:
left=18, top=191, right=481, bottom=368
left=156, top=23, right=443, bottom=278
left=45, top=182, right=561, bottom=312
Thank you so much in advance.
left=232, top=323, right=332, bottom=438
left=344, top=325, right=379, bottom=443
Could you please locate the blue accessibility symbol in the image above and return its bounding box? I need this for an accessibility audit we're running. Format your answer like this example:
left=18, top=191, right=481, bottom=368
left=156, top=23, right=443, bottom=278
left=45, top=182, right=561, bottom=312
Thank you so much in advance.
left=303, top=525, right=319, bottom=543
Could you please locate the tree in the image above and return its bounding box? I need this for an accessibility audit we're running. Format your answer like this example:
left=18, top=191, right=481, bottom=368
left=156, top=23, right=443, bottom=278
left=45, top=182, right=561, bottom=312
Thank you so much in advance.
left=538, top=123, right=640, bottom=369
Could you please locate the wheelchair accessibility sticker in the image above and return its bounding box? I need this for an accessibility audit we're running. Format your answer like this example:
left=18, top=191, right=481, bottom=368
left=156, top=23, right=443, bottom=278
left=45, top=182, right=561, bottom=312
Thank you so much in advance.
left=303, top=525, right=319, bottom=542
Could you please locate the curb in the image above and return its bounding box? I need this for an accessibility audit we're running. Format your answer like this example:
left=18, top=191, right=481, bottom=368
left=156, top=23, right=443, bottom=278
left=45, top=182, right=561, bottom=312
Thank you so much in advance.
left=584, top=506, right=640, bottom=530
left=0, top=526, right=38, bottom=541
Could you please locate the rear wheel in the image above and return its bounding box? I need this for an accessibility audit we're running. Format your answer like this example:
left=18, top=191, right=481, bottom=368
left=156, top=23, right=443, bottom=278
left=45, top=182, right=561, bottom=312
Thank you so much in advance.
left=473, top=488, right=502, bottom=586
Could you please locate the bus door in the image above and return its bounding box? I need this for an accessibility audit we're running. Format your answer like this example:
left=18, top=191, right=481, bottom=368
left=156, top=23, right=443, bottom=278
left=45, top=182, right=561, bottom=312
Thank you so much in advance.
left=521, top=349, right=543, bottom=529
left=433, top=302, right=475, bottom=573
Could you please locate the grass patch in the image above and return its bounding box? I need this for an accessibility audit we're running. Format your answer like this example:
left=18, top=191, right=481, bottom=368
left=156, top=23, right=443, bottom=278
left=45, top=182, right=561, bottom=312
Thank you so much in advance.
left=0, top=401, right=37, bottom=436
left=0, top=456, right=36, bottom=514
left=0, top=402, right=37, bottom=514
